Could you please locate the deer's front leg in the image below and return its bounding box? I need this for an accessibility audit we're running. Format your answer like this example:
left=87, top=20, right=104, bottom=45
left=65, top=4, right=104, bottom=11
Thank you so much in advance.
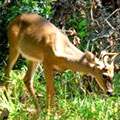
left=43, top=63, right=55, bottom=114
left=24, top=61, right=39, bottom=112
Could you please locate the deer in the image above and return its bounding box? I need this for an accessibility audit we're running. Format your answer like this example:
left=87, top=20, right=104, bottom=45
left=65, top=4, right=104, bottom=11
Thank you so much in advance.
left=5, top=13, right=119, bottom=114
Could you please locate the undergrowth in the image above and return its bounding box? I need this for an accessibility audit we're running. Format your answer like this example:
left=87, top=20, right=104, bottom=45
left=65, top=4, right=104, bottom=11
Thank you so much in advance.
left=0, top=66, right=120, bottom=120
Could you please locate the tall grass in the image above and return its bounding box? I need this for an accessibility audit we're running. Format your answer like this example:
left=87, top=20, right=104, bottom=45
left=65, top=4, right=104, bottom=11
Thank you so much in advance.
left=0, top=66, right=120, bottom=120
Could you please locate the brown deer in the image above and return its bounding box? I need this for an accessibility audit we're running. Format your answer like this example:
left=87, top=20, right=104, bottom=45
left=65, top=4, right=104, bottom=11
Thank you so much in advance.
left=5, top=13, right=119, bottom=114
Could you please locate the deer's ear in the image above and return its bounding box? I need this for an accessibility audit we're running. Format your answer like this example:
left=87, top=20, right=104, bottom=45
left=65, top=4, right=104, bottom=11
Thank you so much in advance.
left=85, top=50, right=95, bottom=63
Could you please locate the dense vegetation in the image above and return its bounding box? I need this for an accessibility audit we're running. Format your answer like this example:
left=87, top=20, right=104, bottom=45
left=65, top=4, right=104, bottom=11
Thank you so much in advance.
left=0, top=0, right=120, bottom=120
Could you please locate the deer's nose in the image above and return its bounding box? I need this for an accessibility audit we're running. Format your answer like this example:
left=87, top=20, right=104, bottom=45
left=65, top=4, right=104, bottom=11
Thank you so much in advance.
left=107, top=88, right=113, bottom=96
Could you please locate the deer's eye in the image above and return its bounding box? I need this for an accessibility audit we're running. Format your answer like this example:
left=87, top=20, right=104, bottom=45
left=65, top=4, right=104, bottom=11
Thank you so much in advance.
left=102, top=73, right=108, bottom=79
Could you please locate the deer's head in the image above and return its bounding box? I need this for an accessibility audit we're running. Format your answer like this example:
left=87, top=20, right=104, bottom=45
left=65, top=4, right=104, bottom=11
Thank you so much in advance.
left=85, top=51, right=120, bottom=94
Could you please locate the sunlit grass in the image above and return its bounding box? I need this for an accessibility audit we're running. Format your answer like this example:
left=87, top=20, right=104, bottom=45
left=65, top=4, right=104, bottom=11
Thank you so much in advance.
left=0, top=67, right=120, bottom=120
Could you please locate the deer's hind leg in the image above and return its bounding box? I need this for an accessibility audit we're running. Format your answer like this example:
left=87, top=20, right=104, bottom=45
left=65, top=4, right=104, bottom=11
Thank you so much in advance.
left=5, top=46, right=20, bottom=89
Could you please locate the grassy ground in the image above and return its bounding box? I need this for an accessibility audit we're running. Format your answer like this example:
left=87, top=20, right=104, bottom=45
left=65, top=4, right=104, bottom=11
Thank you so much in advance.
left=0, top=66, right=120, bottom=120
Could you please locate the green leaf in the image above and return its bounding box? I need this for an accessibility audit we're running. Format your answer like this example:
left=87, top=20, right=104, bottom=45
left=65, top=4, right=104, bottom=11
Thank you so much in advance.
left=78, top=19, right=87, bottom=28
left=78, top=31, right=87, bottom=37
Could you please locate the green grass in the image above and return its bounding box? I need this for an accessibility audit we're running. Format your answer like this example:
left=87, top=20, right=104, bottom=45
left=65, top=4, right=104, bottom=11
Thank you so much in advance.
left=0, top=67, right=120, bottom=120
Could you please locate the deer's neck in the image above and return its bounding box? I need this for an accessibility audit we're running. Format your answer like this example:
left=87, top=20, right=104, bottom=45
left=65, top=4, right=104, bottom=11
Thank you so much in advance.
left=58, top=41, right=96, bottom=76
left=65, top=52, right=96, bottom=76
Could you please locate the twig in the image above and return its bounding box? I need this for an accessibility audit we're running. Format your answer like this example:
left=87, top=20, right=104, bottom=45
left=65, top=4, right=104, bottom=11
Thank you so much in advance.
left=105, top=19, right=116, bottom=30
left=104, top=8, right=120, bottom=21
left=90, top=3, right=94, bottom=21
left=92, top=30, right=115, bottom=42
left=92, top=8, right=120, bottom=42
left=90, top=2, right=101, bottom=27
left=103, top=9, right=120, bottom=30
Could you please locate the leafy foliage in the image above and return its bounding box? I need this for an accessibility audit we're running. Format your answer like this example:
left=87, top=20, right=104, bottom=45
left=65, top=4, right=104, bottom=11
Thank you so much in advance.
left=63, top=7, right=95, bottom=52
